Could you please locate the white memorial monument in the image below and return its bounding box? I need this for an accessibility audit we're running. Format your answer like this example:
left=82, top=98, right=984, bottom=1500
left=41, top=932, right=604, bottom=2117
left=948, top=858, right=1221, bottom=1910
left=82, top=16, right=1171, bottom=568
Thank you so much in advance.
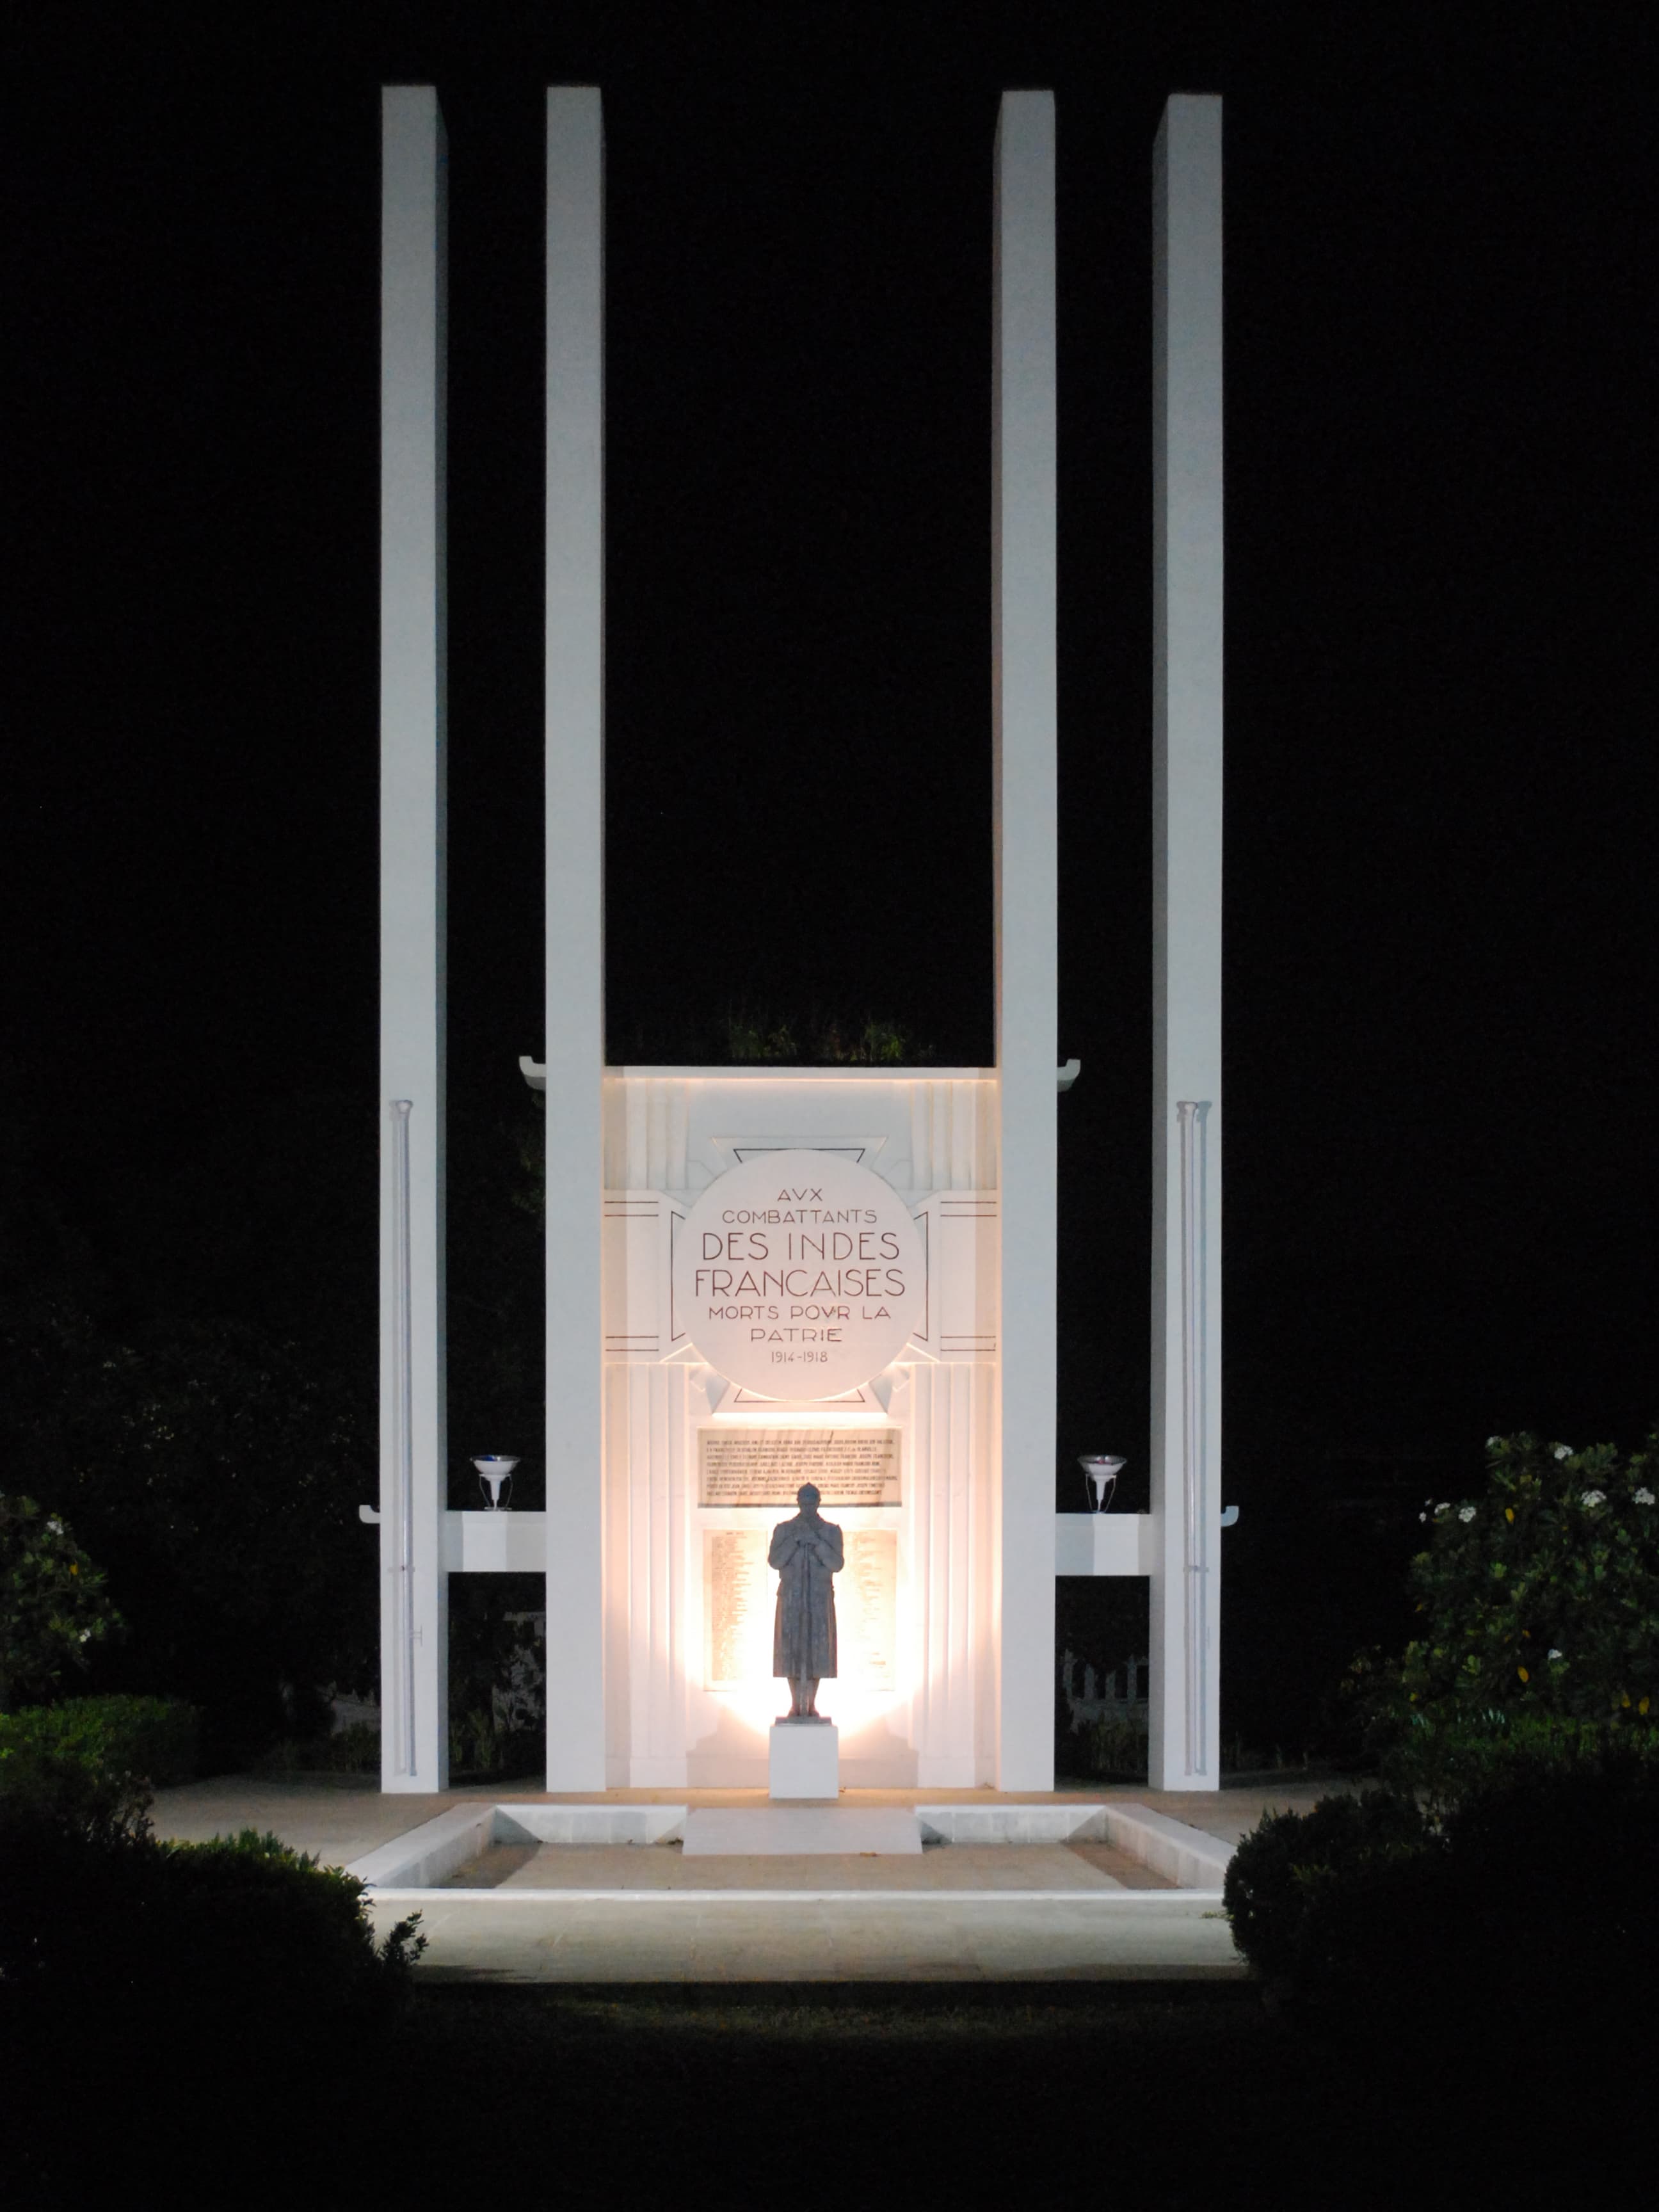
left=376, top=86, right=1225, bottom=1793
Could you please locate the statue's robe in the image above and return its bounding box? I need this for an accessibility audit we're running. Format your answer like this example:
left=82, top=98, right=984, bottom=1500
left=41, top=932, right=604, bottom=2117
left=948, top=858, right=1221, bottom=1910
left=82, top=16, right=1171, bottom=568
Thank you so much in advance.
left=769, top=1512, right=843, bottom=1680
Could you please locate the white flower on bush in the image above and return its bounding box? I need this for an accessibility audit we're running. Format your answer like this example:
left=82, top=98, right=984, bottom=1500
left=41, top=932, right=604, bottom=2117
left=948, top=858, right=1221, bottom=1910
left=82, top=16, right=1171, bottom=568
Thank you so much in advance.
left=1458, top=1505, right=1477, bottom=1523
left=1580, top=1489, right=1606, bottom=1509
left=1486, top=1436, right=1502, bottom=1450
left=1548, top=1649, right=1563, bottom=1662
left=47, top=1518, right=65, bottom=1535
left=1635, top=1488, right=1656, bottom=1507
left=1553, top=1445, right=1571, bottom=1461
left=77, top=1628, right=92, bottom=1643
left=1433, top=1502, right=1451, bottom=1519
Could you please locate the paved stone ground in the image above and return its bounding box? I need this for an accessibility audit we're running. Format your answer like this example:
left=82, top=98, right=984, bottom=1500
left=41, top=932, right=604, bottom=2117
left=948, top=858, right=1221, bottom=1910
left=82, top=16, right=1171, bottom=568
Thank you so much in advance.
left=148, top=1774, right=1352, bottom=1866
left=448, top=1839, right=1171, bottom=1889
left=371, top=1891, right=1243, bottom=1982
left=147, top=1775, right=1351, bottom=1983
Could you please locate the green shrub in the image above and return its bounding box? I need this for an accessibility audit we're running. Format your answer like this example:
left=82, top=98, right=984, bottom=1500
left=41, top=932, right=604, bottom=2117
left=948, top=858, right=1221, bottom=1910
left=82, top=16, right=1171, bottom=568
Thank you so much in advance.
left=1223, top=1788, right=1436, bottom=1992
left=0, top=1695, right=196, bottom=1855
left=256, top=1719, right=381, bottom=1775
left=1371, top=1701, right=1659, bottom=1808
left=0, top=1692, right=199, bottom=1787
left=0, top=1705, right=422, bottom=2054
left=0, top=1493, right=120, bottom=1709
left=1084, top=1715, right=1149, bottom=1780
left=0, top=1731, right=153, bottom=1845
left=447, top=1574, right=545, bottom=1777
left=147, top=1828, right=427, bottom=2032
left=0, top=1695, right=191, bottom=1847
left=449, top=1704, right=542, bottom=1780
left=0, top=1817, right=424, bottom=2056
left=1224, top=1749, right=1659, bottom=2031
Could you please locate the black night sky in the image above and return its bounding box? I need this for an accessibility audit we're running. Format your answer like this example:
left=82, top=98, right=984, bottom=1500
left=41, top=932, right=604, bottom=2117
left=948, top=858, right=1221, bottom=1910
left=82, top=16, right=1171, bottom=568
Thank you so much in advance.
left=6, top=4, right=1656, bottom=1751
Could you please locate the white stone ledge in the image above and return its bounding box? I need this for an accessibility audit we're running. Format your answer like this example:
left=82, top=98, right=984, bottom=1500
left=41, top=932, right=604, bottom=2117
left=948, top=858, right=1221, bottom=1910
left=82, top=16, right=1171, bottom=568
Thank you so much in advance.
left=349, top=1800, right=687, bottom=1887
left=443, top=1512, right=547, bottom=1572
left=348, top=1798, right=1236, bottom=1895
left=346, top=1803, right=497, bottom=1889
left=1054, top=1513, right=1158, bottom=1576
left=1101, top=1803, right=1235, bottom=1888
left=915, top=1802, right=1111, bottom=1845
left=493, top=1804, right=685, bottom=1848
left=361, top=1887, right=1223, bottom=1906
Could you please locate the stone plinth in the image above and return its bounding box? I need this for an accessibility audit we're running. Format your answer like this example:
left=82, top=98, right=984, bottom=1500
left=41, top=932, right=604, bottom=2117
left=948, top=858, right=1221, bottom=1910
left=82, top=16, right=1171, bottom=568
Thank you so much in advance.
left=768, top=1721, right=839, bottom=1800
left=682, top=1806, right=920, bottom=1856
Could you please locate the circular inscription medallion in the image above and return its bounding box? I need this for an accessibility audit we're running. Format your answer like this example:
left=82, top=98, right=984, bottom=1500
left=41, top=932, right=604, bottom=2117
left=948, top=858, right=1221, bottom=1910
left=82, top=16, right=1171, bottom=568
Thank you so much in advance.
left=673, top=1148, right=925, bottom=1398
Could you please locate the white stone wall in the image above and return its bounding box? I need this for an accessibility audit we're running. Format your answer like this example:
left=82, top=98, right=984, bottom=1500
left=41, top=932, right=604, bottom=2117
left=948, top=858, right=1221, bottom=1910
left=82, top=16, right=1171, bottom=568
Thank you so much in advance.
left=598, top=1070, right=1000, bottom=1787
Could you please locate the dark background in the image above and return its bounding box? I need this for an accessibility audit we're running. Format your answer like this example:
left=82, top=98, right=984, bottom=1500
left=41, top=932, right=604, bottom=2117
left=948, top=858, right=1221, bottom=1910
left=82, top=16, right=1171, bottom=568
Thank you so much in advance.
left=5, top=3, right=1655, bottom=1756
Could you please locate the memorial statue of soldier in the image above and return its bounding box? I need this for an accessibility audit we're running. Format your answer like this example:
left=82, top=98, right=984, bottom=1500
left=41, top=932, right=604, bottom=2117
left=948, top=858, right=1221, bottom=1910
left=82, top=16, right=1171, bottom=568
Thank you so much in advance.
left=769, top=1482, right=844, bottom=1720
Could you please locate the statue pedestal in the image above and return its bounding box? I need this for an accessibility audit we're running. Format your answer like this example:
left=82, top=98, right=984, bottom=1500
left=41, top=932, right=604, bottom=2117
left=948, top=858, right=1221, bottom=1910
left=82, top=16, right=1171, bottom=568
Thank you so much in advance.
left=769, top=1721, right=839, bottom=1801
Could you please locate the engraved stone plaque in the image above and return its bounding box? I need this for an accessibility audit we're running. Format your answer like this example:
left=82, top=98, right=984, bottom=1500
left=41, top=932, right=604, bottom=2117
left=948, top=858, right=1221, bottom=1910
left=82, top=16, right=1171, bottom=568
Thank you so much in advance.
left=840, top=1530, right=897, bottom=1691
left=673, top=1149, right=925, bottom=1397
left=704, top=1528, right=771, bottom=1690
left=702, top=1526, right=899, bottom=1691
left=698, top=1426, right=901, bottom=1509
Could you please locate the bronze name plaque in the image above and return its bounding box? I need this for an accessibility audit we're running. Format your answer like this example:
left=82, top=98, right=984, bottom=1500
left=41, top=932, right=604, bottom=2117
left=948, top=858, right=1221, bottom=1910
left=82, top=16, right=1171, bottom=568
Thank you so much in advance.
left=698, top=1426, right=901, bottom=1509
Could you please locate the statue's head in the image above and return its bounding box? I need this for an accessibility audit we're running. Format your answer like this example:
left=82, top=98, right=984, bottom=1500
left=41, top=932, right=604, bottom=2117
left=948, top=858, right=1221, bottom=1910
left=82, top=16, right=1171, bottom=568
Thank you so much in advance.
left=797, top=1483, right=821, bottom=1512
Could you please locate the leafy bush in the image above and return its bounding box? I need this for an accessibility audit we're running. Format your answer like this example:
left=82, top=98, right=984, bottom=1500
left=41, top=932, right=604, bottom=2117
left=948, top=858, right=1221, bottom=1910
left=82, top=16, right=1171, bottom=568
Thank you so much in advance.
left=1225, top=1748, right=1659, bottom=2032
left=1350, top=1427, right=1659, bottom=1789
left=448, top=1575, right=545, bottom=1779
left=0, top=1727, right=154, bottom=1845
left=257, top=1718, right=381, bottom=1775
left=0, top=1816, right=424, bottom=2059
left=1, top=1696, right=419, bottom=2069
left=147, top=1829, right=426, bottom=2032
left=0, top=1493, right=119, bottom=1709
left=1083, top=1715, right=1149, bottom=1779
left=0, top=1692, right=198, bottom=1788
left=0, top=1695, right=197, bottom=1859
left=1224, top=1787, right=1438, bottom=1994
left=1368, top=1700, right=1659, bottom=1808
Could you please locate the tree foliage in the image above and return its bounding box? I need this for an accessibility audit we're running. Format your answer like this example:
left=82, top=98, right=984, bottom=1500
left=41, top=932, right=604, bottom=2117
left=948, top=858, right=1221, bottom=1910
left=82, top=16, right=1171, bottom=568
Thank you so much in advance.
left=0, top=1495, right=119, bottom=1711
left=1350, top=1427, right=1659, bottom=1787
left=0, top=1291, right=375, bottom=1751
left=719, top=1004, right=931, bottom=1065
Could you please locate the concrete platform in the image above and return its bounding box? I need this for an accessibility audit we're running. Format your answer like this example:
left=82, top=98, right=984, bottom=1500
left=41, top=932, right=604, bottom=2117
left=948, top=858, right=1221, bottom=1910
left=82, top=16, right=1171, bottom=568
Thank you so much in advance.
left=368, top=1890, right=1244, bottom=1983
left=148, top=1775, right=1354, bottom=1866
left=146, top=1775, right=1354, bottom=1983
left=684, top=1807, right=920, bottom=1855
left=463, top=1843, right=1166, bottom=1891
left=341, top=1798, right=1230, bottom=1892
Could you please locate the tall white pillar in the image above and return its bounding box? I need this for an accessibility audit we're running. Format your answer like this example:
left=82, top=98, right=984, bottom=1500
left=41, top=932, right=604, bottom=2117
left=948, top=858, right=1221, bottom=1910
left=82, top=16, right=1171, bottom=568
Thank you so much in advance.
left=1148, top=96, right=1224, bottom=1791
left=991, top=91, right=1059, bottom=1791
left=379, top=86, right=449, bottom=1791
left=543, top=86, right=607, bottom=1791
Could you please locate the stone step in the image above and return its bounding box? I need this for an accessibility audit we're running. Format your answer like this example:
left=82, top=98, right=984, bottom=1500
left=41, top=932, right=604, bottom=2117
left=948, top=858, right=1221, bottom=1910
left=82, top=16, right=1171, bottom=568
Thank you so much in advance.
left=682, top=1807, right=922, bottom=1856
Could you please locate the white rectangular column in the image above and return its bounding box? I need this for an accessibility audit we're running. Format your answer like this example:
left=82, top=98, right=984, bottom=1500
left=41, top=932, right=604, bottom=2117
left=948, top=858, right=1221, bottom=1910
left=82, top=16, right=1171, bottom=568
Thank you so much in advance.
left=1149, top=96, right=1224, bottom=1791
left=379, top=86, right=449, bottom=1791
left=543, top=86, right=607, bottom=1791
left=991, top=90, right=1059, bottom=1791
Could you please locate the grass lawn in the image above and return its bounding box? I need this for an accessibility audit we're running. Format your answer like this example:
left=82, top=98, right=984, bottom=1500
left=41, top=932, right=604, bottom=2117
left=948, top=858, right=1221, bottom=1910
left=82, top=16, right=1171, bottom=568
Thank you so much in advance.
left=17, top=1978, right=1616, bottom=2204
